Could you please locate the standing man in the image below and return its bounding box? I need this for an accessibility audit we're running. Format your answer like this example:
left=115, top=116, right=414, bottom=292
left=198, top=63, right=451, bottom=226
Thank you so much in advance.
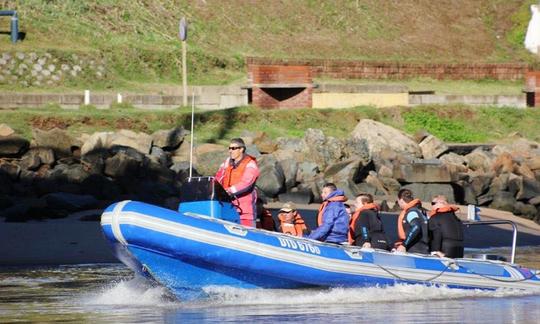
left=429, top=195, right=464, bottom=258
left=307, top=183, right=349, bottom=244
left=215, top=138, right=259, bottom=227
left=395, top=188, right=429, bottom=254
left=349, top=193, right=389, bottom=250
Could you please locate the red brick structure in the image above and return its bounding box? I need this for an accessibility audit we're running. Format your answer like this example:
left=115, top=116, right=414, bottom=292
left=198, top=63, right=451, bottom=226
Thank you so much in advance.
left=248, top=64, right=313, bottom=108
left=246, top=57, right=529, bottom=81
left=525, top=71, right=540, bottom=107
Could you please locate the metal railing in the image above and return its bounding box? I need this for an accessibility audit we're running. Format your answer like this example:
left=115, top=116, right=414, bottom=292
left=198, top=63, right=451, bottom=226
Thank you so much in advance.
left=0, top=10, right=19, bottom=43
left=463, top=219, right=518, bottom=264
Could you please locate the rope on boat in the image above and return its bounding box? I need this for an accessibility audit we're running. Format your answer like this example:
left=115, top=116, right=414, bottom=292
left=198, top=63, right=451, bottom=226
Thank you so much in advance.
left=459, top=267, right=540, bottom=283
left=375, top=262, right=454, bottom=282
left=376, top=261, right=539, bottom=284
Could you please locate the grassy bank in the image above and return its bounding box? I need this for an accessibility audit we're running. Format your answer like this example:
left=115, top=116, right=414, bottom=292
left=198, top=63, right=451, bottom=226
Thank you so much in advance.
left=2, top=105, right=540, bottom=145
left=0, top=0, right=539, bottom=91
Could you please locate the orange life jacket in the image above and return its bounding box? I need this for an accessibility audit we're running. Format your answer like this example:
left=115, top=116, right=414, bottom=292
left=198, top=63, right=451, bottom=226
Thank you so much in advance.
left=278, top=212, right=307, bottom=237
left=222, top=155, right=257, bottom=190
left=396, top=198, right=422, bottom=243
left=316, top=195, right=348, bottom=226
left=429, top=205, right=459, bottom=217
left=348, top=202, right=379, bottom=244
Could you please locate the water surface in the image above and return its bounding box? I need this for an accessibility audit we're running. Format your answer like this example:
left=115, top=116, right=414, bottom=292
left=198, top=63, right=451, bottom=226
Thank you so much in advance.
left=1, top=247, right=540, bottom=323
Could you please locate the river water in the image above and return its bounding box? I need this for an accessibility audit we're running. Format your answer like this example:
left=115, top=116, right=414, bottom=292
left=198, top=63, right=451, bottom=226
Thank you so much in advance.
left=1, top=247, right=540, bottom=323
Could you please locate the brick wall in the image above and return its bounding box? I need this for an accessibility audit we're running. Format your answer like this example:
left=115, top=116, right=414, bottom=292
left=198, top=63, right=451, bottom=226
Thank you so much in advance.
left=246, top=57, right=529, bottom=81
left=525, top=71, right=540, bottom=107
left=248, top=64, right=312, bottom=108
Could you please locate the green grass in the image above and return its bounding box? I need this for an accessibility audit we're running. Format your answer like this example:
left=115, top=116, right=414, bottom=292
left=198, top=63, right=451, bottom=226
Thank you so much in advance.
left=1, top=1, right=539, bottom=92
left=3, top=105, right=540, bottom=145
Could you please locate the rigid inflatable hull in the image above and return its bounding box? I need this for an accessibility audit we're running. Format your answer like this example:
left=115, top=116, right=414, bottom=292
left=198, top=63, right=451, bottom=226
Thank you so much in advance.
left=100, top=201, right=540, bottom=299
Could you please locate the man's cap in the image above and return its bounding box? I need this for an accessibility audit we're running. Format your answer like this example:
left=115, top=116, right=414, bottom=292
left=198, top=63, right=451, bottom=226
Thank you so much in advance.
left=279, top=201, right=296, bottom=212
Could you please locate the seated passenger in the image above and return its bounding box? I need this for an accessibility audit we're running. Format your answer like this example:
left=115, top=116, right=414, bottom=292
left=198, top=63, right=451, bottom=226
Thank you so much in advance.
left=256, top=199, right=276, bottom=231
left=349, top=193, right=389, bottom=250
left=429, top=195, right=464, bottom=258
left=307, top=183, right=349, bottom=244
left=394, top=188, right=429, bottom=254
left=277, top=201, right=308, bottom=237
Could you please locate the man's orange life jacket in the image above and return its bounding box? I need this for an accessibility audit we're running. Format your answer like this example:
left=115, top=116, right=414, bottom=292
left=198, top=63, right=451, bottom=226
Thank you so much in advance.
left=396, top=198, right=422, bottom=243
left=278, top=212, right=307, bottom=237
left=316, top=195, right=348, bottom=226
left=429, top=205, right=459, bottom=217
left=222, top=155, right=257, bottom=190
left=348, top=203, right=379, bottom=244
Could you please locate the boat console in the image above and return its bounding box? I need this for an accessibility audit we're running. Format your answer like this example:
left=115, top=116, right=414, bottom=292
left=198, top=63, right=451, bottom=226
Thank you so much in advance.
left=178, top=176, right=240, bottom=223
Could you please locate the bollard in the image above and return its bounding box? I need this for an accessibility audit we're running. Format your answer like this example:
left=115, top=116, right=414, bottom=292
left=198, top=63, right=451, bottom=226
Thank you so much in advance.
left=117, top=93, right=122, bottom=104
left=10, top=14, right=18, bottom=43
left=84, top=90, right=90, bottom=105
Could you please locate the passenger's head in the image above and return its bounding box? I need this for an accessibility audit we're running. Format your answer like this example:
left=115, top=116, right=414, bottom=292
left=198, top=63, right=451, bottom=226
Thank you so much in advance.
left=321, top=182, right=337, bottom=200
left=355, top=193, right=374, bottom=209
left=397, top=188, right=414, bottom=209
left=279, top=201, right=297, bottom=222
left=431, top=195, right=449, bottom=209
left=344, top=203, right=352, bottom=217
left=228, top=138, right=246, bottom=160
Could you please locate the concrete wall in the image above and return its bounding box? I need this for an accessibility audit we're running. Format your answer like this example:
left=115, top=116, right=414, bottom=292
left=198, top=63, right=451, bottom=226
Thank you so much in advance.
left=0, top=85, right=247, bottom=110
left=313, top=83, right=408, bottom=108
left=410, top=94, right=526, bottom=108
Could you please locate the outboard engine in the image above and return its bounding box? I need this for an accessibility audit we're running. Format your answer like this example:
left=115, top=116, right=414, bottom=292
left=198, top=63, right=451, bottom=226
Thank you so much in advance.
left=178, top=176, right=240, bottom=223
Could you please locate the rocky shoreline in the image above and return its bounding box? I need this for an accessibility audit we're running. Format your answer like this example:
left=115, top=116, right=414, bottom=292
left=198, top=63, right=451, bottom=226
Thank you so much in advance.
left=1, top=119, right=540, bottom=223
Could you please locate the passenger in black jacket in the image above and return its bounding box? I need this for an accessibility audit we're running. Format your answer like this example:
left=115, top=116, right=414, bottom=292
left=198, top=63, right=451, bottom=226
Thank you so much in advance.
left=348, top=193, right=389, bottom=250
left=428, top=195, right=464, bottom=258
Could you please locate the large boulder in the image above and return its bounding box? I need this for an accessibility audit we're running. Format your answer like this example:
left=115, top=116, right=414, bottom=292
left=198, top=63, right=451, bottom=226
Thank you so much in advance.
left=296, top=161, right=319, bottom=184
left=80, top=131, right=113, bottom=155
left=343, top=137, right=371, bottom=162
left=194, top=143, right=227, bottom=176
left=0, top=161, right=21, bottom=181
left=104, top=151, right=143, bottom=178
left=110, top=130, right=153, bottom=154
left=170, top=161, right=200, bottom=183
left=253, top=132, right=278, bottom=154
left=276, top=137, right=304, bottom=152
left=351, top=119, right=422, bottom=158
left=81, top=130, right=153, bottom=156
left=489, top=191, right=517, bottom=213
left=401, top=183, right=456, bottom=203
left=0, top=135, right=29, bottom=157
left=465, top=148, right=494, bottom=172
left=32, top=128, right=78, bottom=156
left=301, top=129, right=344, bottom=170
left=279, top=158, right=299, bottom=190
left=151, top=126, right=188, bottom=151
left=419, top=134, right=448, bottom=159
left=0, top=124, right=14, bottom=137
left=256, top=154, right=285, bottom=197
left=324, top=159, right=365, bottom=184
left=393, top=159, right=452, bottom=183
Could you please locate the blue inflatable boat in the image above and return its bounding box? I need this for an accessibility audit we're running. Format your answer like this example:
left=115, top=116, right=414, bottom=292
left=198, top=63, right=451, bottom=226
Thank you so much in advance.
left=100, top=177, right=540, bottom=300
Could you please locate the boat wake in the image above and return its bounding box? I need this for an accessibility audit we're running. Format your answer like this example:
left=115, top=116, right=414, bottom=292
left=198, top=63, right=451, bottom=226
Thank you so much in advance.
left=83, top=276, right=540, bottom=308
left=83, top=276, right=178, bottom=307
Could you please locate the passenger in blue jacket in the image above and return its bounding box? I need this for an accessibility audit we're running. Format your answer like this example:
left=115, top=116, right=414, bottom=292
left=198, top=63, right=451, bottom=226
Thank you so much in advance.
left=307, top=183, right=349, bottom=244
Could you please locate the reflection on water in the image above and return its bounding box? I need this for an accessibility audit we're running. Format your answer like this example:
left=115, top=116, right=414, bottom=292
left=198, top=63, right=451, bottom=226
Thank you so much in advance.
left=1, top=247, right=540, bottom=323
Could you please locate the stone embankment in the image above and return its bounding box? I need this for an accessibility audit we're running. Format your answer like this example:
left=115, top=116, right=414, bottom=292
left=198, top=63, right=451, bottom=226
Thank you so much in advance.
left=1, top=120, right=540, bottom=223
